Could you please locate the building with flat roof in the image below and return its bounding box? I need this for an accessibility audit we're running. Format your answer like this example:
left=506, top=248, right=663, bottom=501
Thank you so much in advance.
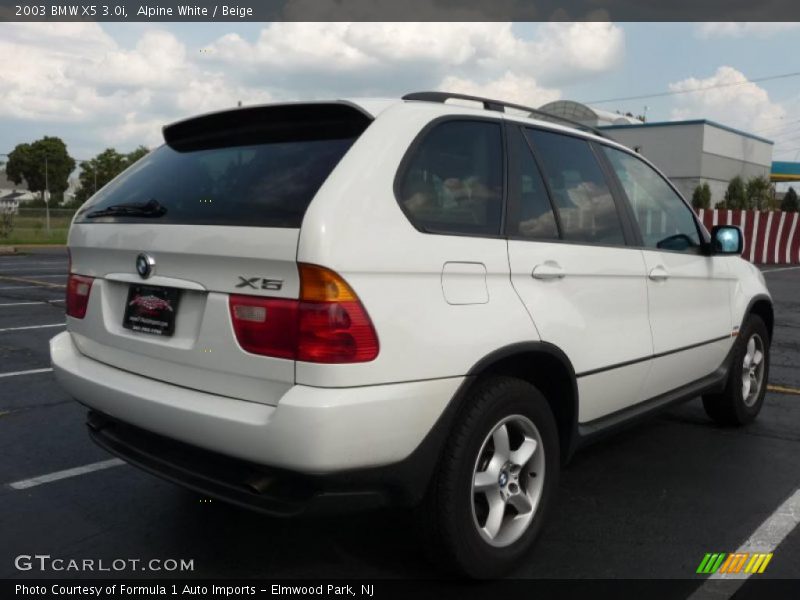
left=538, top=101, right=774, bottom=205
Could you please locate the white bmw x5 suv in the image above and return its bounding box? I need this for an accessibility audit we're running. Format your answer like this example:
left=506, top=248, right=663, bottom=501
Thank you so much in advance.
left=50, top=92, right=773, bottom=577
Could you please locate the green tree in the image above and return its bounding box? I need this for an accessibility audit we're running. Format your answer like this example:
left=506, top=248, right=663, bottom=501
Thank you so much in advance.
left=71, top=146, right=150, bottom=205
left=745, top=176, right=773, bottom=210
left=724, top=176, right=747, bottom=210
left=5, top=137, right=75, bottom=204
left=781, top=187, right=799, bottom=212
left=691, top=182, right=712, bottom=209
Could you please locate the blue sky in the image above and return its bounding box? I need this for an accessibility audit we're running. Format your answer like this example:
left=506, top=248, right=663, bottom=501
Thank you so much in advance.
left=1, top=22, right=799, bottom=164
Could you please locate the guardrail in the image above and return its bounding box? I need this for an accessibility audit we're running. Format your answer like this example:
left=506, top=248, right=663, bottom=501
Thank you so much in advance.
left=696, top=209, right=800, bottom=265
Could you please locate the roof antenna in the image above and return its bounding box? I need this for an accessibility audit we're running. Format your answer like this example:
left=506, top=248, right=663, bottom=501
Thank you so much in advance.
left=237, top=100, right=242, bottom=107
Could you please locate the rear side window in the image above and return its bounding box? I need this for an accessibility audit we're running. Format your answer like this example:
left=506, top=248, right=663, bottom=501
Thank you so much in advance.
left=75, top=104, right=369, bottom=227
left=397, top=120, right=503, bottom=236
left=525, top=128, right=626, bottom=246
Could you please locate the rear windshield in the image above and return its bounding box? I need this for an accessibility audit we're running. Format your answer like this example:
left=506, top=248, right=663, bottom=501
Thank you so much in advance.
left=75, top=104, right=369, bottom=227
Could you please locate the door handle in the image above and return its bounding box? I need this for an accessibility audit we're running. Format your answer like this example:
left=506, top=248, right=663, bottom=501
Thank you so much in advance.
left=648, top=265, right=669, bottom=281
left=532, top=262, right=566, bottom=280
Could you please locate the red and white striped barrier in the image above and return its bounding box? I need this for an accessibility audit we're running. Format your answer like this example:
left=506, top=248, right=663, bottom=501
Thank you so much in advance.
left=697, top=209, right=800, bottom=265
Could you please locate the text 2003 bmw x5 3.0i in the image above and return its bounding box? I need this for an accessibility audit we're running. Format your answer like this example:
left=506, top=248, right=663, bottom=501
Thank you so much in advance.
left=50, top=92, right=773, bottom=577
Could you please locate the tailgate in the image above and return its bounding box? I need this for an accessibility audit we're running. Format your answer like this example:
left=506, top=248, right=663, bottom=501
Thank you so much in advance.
left=67, top=224, right=300, bottom=405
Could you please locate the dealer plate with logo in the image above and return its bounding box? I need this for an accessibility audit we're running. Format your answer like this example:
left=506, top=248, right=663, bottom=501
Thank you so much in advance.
left=122, top=284, right=181, bottom=336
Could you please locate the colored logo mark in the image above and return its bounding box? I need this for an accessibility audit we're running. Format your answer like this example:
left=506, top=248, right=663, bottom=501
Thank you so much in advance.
left=696, top=552, right=773, bottom=574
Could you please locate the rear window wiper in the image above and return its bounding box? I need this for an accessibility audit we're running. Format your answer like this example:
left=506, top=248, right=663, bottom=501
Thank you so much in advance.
left=86, top=199, right=167, bottom=219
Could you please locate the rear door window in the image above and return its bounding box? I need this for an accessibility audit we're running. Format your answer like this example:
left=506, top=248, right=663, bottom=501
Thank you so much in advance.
left=396, top=120, right=504, bottom=236
left=75, top=104, right=370, bottom=228
left=524, top=128, right=626, bottom=246
left=508, top=126, right=559, bottom=240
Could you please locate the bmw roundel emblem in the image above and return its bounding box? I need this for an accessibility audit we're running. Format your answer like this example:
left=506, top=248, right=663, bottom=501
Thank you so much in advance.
left=136, top=253, right=155, bottom=279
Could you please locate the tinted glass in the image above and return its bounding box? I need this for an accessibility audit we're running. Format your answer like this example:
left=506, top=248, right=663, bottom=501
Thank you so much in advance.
left=510, top=128, right=558, bottom=239
left=397, top=120, right=503, bottom=236
left=602, top=146, right=701, bottom=252
left=525, top=129, right=625, bottom=246
left=75, top=137, right=357, bottom=227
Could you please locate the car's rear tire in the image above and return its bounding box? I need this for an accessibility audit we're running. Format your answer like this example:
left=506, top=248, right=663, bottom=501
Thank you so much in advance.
left=417, top=376, right=559, bottom=578
left=702, top=315, right=770, bottom=426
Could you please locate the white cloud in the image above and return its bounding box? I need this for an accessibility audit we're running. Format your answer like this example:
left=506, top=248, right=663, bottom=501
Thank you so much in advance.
left=438, top=72, right=560, bottom=107
left=205, top=22, right=624, bottom=87
left=0, top=21, right=625, bottom=158
left=0, top=23, right=262, bottom=150
left=69, top=30, right=190, bottom=89
left=668, top=66, right=786, bottom=132
left=696, top=23, right=800, bottom=39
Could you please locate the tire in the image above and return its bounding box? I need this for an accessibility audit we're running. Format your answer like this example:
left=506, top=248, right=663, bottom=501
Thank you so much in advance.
left=702, top=315, right=770, bottom=426
left=417, top=376, right=559, bottom=578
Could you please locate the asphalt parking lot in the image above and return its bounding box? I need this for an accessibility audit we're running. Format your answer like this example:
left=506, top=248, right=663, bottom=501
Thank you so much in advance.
left=0, top=248, right=799, bottom=585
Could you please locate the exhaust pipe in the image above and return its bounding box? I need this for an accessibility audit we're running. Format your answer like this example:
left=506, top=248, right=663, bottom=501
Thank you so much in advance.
left=244, top=474, right=274, bottom=494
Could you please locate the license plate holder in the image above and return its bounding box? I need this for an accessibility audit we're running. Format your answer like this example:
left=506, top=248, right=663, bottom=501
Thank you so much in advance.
left=122, top=284, right=180, bottom=337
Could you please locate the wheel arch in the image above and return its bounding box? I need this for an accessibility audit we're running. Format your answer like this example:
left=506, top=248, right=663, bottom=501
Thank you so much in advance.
left=745, top=294, right=774, bottom=341
left=465, top=342, right=579, bottom=461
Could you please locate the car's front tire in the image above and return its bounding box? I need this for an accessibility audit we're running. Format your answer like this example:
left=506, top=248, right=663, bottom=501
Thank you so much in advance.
left=418, top=376, right=559, bottom=578
left=702, top=314, right=770, bottom=426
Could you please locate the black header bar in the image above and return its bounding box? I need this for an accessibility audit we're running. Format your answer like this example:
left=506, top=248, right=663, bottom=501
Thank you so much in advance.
left=2, top=0, right=800, bottom=22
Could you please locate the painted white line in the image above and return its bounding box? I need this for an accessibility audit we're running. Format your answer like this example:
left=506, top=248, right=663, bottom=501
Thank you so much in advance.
left=7, top=459, right=125, bottom=490
left=786, top=213, right=799, bottom=264
left=749, top=211, right=760, bottom=263
left=762, top=266, right=800, bottom=274
left=761, top=211, right=774, bottom=265
left=0, top=285, right=63, bottom=290
left=0, top=274, right=65, bottom=279
left=0, top=264, right=67, bottom=269
left=0, top=323, right=65, bottom=333
left=688, top=488, right=800, bottom=599
left=0, top=300, right=64, bottom=307
left=0, top=367, right=53, bottom=379
left=773, top=211, right=786, bottom=264
left=3, top=265, right=65, bottom=273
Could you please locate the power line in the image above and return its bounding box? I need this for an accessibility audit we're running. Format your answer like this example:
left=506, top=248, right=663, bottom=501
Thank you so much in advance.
left=752, top=119, right=800, bottom=136
left=583, top=69, right=800, bottom=105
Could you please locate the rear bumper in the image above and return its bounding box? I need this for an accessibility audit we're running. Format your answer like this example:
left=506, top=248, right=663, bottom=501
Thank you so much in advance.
left=87, top=411, right=393, bottom=516
left=50, top=331, right=461, bottom=475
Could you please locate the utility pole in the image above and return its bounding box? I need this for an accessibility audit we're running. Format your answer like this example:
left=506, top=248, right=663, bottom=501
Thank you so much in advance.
left=44, top=155, right=50, bottom=236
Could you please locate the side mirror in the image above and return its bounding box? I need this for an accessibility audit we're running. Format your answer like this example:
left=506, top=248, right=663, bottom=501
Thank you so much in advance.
left=710, top=225, right=743, bottom=255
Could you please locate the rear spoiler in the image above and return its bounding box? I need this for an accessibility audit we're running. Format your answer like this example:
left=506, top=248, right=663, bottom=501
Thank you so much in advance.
left=163, top=102, right=373, bottom=151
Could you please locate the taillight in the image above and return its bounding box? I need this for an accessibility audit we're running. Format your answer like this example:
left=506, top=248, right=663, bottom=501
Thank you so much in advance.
left=228, top=296, right=298, bottom=359
left=296, top=264, right=379, bottom=363
left=228, top=264, right=379, bottom=363
left=66, top=274, right=94, bottom=319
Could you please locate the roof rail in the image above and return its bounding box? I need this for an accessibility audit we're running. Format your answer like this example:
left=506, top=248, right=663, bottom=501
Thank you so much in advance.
left=401, top=91, right=607, bottom=139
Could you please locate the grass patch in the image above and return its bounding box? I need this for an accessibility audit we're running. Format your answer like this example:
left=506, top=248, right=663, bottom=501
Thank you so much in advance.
left=0, top=208, right=73, bottom=246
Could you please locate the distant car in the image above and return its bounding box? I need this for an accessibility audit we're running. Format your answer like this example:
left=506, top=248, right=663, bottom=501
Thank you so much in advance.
left=50, top=92, right=773, bottom=577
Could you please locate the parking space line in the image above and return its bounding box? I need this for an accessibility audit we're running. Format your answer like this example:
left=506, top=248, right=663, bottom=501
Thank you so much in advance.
left=689, top=488, right=800, bottom=597
left=0, top=275, right=65, bottom=288
left=0, top=367, right=54, bottom=379
left=761, top=266, right=800, bottom=274
left=0, top=267, right=69, bottom=273
left=767, top=384, right=800, bottom=396
left=7, top=459, right=125, bottom=490
left=0, top=300, right=64, bottom=307
left=0, top=323, right=65, bottom=333
left=0, top=285, right=64, bottom=290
